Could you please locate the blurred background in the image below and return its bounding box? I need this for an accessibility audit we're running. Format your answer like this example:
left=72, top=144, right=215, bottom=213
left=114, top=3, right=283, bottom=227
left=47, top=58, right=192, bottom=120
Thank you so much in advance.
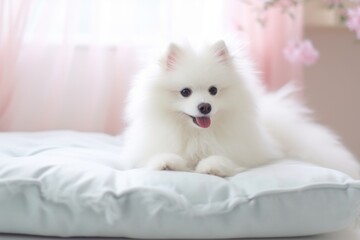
left=0, top=0, right=359, bottom=158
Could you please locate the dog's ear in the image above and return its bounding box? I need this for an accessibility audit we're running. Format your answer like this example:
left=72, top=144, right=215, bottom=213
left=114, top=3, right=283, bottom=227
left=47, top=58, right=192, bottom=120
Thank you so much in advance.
left=163, top=43, right=181, bottom=71
left=212, top=40, right=230, bottom=63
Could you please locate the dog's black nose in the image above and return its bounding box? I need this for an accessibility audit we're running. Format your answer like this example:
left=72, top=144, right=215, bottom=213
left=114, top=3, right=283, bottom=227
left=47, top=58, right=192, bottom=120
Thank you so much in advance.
left=198, top=103, right=212, bottom=115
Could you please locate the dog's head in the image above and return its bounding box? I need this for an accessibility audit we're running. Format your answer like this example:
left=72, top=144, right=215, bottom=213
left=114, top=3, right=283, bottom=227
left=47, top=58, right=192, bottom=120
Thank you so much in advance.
left=155, top=40, right=250, bottom=129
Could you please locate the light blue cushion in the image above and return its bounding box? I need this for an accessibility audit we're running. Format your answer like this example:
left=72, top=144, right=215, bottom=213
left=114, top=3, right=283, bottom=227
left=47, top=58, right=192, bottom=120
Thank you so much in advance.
left=0, top=131, right=359, bottom=238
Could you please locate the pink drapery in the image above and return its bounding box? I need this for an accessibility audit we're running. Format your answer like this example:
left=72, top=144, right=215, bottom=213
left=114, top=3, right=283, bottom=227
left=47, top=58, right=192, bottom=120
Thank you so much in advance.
left=0, top=0, right=303, bottom=134
left=0, top=0, right=137, bottom=133
left=0, top=0, right=31, bottom=123
left=225, top=0, right=303, bottom=91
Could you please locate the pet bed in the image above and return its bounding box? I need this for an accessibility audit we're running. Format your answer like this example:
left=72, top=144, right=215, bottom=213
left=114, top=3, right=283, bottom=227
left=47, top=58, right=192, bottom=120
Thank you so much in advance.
left=0, top=131, right=359, bottom=239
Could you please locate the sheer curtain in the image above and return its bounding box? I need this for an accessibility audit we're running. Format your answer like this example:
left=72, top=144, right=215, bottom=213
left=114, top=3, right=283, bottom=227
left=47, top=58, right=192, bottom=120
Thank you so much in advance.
left=225, top=0, right=303, bottom=90
left=0, top=0, right=302, bottom=134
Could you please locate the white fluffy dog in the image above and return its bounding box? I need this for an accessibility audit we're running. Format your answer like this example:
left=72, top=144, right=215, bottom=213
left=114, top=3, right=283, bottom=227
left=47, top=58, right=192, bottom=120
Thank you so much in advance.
left=121, top=40, right=360, bottom=179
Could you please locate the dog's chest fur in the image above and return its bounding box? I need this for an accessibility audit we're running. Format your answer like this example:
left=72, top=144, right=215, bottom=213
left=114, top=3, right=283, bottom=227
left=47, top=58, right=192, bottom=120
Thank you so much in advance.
left=180, top=129, right=222, bottom=165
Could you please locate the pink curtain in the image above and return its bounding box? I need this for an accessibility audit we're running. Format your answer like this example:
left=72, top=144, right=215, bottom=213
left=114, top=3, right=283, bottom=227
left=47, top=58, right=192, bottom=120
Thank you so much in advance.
left=0, top=0, right=31, bottom=124
left=225, top=0, right=303, bottom=91
left=0, top=0, right=137, bottom=134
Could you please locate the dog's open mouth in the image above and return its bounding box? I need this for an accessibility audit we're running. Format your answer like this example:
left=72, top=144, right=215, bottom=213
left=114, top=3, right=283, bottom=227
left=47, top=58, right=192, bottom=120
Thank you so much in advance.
left=190, top=116, right=211, bottom=128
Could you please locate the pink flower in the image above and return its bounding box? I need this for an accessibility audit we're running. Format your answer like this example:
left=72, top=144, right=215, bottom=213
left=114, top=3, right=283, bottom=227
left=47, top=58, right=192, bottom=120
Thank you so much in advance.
left=283, top=40, right=319, bottom=65
left=346, top=7, right=360, bottom=39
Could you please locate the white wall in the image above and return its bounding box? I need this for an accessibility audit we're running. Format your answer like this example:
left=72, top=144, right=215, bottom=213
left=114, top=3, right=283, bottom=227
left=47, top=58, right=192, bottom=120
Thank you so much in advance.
left=304, top=27, right=360, bottom=159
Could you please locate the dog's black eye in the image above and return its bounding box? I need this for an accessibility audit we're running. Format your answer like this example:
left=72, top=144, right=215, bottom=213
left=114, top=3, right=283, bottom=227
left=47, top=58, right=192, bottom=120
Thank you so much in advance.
left=180, top=88, right=192, bottom=97
left=209, top=86, right=217, bottom=96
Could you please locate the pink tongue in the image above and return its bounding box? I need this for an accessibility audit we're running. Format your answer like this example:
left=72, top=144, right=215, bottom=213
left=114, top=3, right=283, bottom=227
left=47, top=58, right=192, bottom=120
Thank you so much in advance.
left=195, top=117, right=211, bottom=128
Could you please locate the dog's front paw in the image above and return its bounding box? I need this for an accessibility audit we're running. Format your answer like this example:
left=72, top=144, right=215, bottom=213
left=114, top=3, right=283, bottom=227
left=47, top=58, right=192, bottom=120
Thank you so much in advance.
left=196, top=156, right=244, bottom=177
left=147, top=153, right=189, bottom=171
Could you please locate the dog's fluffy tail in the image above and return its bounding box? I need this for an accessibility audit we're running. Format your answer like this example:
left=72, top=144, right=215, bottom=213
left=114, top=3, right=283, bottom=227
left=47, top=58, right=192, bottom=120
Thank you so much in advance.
left=259, top=83, right=360, bottom=179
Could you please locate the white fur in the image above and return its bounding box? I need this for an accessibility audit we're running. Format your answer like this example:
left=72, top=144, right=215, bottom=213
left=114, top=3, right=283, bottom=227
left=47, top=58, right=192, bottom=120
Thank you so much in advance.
left=121, top=40, right=360, bottom=179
